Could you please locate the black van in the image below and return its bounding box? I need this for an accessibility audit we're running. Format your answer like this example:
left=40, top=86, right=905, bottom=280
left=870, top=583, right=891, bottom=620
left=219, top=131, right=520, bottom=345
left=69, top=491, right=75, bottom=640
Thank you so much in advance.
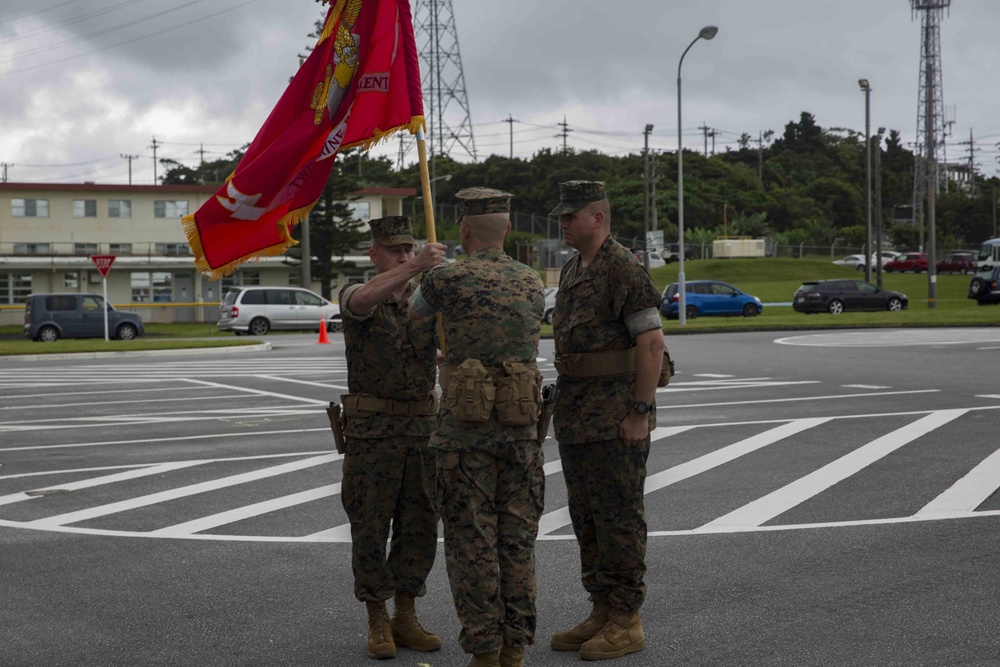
left=24, top=293, right=145, bottom=342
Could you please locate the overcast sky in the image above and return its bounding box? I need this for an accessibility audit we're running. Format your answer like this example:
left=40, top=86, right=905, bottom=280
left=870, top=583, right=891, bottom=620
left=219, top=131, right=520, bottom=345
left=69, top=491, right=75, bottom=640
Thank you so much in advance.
left=1, top=0, right=998, bottom=186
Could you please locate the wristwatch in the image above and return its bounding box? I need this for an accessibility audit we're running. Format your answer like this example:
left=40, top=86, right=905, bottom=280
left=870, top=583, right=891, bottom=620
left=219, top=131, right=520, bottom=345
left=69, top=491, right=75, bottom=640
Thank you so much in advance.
left=632, top=400, right=653, bottom=415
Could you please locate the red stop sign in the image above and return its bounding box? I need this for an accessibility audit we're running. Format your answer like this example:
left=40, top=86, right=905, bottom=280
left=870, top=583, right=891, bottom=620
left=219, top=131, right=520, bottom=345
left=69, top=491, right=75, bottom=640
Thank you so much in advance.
left=90, top=255, right=116, bottom=277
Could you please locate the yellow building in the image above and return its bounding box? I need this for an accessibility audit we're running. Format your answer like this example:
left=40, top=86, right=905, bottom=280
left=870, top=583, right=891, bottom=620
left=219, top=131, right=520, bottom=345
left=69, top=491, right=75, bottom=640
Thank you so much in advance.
left=0, top=182, right=415, bottom=325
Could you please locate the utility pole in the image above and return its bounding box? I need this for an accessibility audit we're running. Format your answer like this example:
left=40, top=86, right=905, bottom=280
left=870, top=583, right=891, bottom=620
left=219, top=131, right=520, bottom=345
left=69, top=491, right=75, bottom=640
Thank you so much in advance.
left=555, top=116, right=573, bottom=155
left=149, top=136, right=162, bottom=184
left=502, top=114, right=519, bottom=159
left=708, top=128, right=717, bottom=155
left=195, top=143, right=207, bottom=165
left=698, top=123, right=711, bottom=156
left=756, top=131, right=764, bottom=185
left=1, top=162, right=9, bottom=183
left=650, top=151, right=658, bottom=232
left=120, top=154, right=139, bottom=185
left=642, top=124, right=653, bottom=271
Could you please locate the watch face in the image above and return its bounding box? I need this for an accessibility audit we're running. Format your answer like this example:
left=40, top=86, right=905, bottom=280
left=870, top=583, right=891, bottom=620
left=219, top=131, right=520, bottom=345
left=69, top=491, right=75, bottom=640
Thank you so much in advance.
left=634, top=401, right=650, bottom=414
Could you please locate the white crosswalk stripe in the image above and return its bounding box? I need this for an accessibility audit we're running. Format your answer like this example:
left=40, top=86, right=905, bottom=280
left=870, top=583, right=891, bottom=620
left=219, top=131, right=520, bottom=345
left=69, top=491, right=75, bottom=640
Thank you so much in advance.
left=3, top=407, right=1000, bottom=542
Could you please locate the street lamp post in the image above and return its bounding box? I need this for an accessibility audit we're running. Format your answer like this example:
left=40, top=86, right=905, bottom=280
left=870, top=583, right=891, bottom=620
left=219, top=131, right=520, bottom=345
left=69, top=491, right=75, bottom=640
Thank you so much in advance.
left=677, top=25, right=719, bottom=326
left=859, top=79, right=872, bottom=284
left=874, top=127, right=885, bottom=289
left=643, top=124, right=654, bottom=272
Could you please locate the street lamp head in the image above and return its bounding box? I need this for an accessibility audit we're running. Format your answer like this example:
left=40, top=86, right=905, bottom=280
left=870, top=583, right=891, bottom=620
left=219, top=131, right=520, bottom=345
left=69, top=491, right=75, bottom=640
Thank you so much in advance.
left=699, top=25, right=719, bottom=40
left=858, top=78, right=870, bottom=91
left=645, top=124, right=654, bottom=133
left=877, top=126, right=886, bottom=135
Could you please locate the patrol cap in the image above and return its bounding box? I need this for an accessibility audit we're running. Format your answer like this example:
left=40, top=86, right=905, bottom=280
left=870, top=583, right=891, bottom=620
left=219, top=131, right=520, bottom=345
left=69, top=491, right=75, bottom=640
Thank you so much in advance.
left=548, top=180, right=607, bottom=216
left=368, top=216, right=415, bottom=247
left=455, top=187, right=512, bottom=219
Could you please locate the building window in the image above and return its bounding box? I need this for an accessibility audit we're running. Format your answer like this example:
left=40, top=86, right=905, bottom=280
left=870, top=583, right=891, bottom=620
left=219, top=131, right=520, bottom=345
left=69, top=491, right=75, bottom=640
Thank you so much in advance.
left=154, top=200, right=189, bottom=218
left=108, top=200, right=132, bottom=218
left=74, top=243, right=99, bottom=256
left=154, top=243, right=190, bottom=256
left=73, top=199, right=98, bottom=217
left=11, top=198, right=49, bottom=217
left=109, top=243, right=133, bottom=255
left=221, top=270, right=261, bottom=291
left=346, top=201, right=370, bottom=220
left=12, top=243, right=52, bottom=255
left=0, top=273, right=32, bottom=304
left=64, top=272, right=80, bottom=289
left=130, top=272, right=174, bottom=303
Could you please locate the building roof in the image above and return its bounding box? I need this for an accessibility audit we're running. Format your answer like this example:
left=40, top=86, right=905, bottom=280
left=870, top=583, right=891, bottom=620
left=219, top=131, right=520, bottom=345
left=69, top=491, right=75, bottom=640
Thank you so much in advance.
left=0, top=182, right=217, bottom=194
left=350, top=187, right=417, bottom=197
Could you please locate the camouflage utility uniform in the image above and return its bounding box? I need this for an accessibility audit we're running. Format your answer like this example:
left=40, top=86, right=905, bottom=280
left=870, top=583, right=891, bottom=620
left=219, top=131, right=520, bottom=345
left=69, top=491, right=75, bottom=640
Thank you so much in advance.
left=552, top=213, right=662, bottom=614
left=410, top=188, right=546, bottom=658
left=339, top=278, right=438, bottom=604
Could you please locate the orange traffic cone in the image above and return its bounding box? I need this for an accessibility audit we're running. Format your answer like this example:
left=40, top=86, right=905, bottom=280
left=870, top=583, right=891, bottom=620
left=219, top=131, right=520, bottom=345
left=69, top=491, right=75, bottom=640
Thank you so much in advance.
left=317, top=318, right=330, bottom=344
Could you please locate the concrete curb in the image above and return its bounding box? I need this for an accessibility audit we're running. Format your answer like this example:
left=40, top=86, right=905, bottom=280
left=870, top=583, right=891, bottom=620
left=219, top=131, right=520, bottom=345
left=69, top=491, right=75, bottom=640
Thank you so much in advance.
left=0, top=342, right=272, bottom=363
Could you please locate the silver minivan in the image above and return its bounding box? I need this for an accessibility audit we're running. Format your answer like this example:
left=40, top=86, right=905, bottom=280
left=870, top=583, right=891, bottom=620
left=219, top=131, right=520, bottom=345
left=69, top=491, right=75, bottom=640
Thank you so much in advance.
left=218, top=286, right=342, bottom=336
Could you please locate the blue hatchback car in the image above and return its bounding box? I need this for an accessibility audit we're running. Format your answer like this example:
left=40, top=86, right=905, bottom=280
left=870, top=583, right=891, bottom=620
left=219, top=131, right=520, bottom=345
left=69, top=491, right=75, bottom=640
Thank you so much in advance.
left=659, top=280, right=763, bottom=320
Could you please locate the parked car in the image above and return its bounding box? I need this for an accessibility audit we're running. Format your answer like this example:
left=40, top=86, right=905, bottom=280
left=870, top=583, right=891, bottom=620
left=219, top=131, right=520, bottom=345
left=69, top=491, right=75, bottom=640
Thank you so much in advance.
left=23, top=292, right=144, bottom=342
left=659, top=280, right=762, bottom=320
left=967, top=264, right=1000, bottom=305
left=936, top=252, right=977, bottom=274
left=792, top=280, right=908, bottom=314
left=832, top=254, right=870, bottom=271
left=884, top=253, right=928, bottom=273
left=218, top=286, right=342, bottom=336
left=632, top=250, right=666, bottom=269
left=662, top=243, right=695, bottom=262
left=543, top=287, right=558, bottom=324
left=875, top=250, right=902, bottom=265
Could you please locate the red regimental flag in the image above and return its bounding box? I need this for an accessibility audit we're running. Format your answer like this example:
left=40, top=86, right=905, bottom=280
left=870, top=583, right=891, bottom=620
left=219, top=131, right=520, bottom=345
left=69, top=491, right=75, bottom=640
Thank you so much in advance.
left=183, top=0, right=424, bottom=279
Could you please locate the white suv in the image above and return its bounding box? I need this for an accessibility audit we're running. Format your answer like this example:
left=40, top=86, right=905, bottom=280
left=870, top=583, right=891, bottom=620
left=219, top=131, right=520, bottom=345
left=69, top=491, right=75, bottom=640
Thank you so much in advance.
left=218, top=286, right=342, bottom=336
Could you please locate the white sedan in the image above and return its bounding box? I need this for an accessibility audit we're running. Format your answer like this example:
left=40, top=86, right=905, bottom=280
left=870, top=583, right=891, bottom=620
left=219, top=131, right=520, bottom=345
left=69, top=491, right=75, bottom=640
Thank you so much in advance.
left=832, top=254, right=870, bottom=271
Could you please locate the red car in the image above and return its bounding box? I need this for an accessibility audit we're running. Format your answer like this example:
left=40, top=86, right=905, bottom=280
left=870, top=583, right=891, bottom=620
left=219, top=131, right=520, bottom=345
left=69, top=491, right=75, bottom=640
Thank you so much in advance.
left=884, top=253, right=928, bottom=273
left=936, top=252, right=977, bottom=274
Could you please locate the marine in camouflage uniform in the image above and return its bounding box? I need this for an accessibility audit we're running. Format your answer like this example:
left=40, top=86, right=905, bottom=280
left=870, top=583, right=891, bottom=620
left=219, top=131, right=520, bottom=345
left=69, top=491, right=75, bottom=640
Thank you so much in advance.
left=338, top=216, right=448, bottom=659
left=409, top=188, right=545, bottom=667
left=548, top=181, right=664, bottom=661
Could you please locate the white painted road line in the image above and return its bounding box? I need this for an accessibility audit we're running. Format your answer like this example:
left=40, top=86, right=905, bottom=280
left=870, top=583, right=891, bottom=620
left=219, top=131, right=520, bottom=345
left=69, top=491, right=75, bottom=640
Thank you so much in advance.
left=917, top=446, right=1000, bottom=517
left=22, top=454, right=339, bottom=529
left=254, top=375, right=349, bottom=391
left=644, top=418, right=831, bottom=495
left=699, top=409, right=968, bottom=530
left=150, top=483, right=343, bottom=536
left=0, top=461, right=207, bottom=507
left=659, top=389, right=939, bottom=410
left=182, top=378, right=330, bottom=405
left=537, top=425, right=698, bottom=536
left=0, top=428, right=333, bottom=453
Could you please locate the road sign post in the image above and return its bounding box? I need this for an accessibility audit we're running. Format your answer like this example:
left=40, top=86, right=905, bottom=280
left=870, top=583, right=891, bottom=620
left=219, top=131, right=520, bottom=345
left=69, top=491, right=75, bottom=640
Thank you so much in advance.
left=90, top=255, right=116, bottom=341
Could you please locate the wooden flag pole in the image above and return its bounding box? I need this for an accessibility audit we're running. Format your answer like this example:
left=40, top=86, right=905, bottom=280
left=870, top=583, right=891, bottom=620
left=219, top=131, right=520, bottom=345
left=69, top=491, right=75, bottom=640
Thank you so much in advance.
left=415, top=128, right=445, bottom=356
left=416, top=129, right=437, bottom=243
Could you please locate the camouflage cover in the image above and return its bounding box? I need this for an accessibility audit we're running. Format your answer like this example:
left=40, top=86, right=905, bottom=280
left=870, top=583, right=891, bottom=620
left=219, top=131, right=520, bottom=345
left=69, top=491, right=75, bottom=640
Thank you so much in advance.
left=552, top=236, right=661, bottom=444
left=339, top=281, right=437, bottom=438
left=455, top=187, right=513, bottom=216
left=368, top=215, right=416, bottom=247
left=418, top=246, right=545, bottom=450
left=548, top=180, right=607, bottom=217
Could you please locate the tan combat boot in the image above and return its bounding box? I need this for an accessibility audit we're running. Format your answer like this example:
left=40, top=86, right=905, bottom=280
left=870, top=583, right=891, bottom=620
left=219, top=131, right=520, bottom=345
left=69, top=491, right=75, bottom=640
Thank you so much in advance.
left=550, top=602, right=611, bottom=651
left=498, top=644, right=525, bottom=667
left=364, top=600, right=396, bottom=659
left=467, top=650, right=501, bottom=667
left=389, top=593, right=441, bottom=652
left=579, top=608, right=645, bottom=661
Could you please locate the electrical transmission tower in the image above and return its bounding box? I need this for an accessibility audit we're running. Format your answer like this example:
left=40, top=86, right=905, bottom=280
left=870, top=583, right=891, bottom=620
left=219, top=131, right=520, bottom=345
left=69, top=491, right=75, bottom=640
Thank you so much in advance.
left=410, top=0, right=477, bottom=167
left=911, top=0, right=950, bottom=254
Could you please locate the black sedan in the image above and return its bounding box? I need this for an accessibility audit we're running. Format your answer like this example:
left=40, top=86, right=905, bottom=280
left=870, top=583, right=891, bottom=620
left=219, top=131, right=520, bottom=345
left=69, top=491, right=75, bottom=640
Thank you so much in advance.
left=793, top=279, right=908, bottom=315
